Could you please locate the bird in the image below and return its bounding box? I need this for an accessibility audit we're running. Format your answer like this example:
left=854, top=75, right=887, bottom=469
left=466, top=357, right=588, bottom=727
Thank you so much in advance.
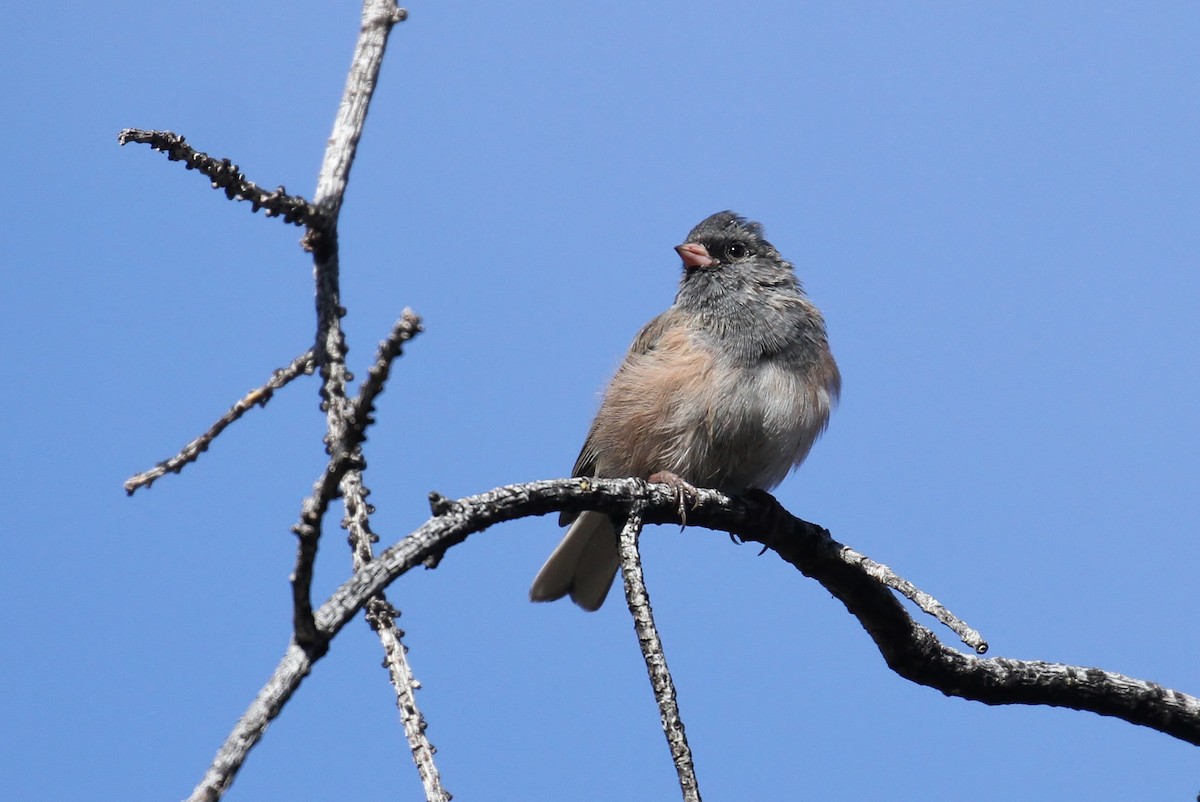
left=529, top=211, right=840, bottom=611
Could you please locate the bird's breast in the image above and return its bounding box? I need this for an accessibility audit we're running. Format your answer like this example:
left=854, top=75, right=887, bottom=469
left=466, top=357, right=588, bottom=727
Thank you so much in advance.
left=589, top=326, right=835, bottom=491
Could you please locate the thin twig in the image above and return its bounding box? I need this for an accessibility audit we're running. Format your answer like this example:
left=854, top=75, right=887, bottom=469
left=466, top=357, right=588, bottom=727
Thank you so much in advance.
left=288, top=310, right=423, bottom=650
left=123, top=350, right=316, bottom=495
left=286, top=3, right=446, bottom=799
left=117, top=129, right=326, bottom=228
left=290, top=448, right=362, bottom=652
left=840, top=545, right=988, bottom=653
left=353, top=309, right=423, bottom=430
left=309, top=1, right=408, bottom=225
left=618, top=502, right=702, bottom=802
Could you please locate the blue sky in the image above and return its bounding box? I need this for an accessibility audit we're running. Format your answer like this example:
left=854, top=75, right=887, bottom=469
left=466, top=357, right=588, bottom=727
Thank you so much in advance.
left=3, top=2, right=1199, bottom=800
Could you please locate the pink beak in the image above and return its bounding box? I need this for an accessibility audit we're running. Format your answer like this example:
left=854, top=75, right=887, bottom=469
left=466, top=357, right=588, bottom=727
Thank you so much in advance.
left=675, top=242, right=716, bottom=270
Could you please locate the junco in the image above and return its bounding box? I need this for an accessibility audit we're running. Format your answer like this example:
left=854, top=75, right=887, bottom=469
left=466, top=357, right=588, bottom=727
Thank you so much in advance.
left=530, top=211, right=840, bottom=610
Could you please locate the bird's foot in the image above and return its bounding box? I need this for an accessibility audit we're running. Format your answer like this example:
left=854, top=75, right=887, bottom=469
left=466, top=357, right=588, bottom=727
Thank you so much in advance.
left=648, top=470, right=699, bottom=527
left=739, top=488, right=786, bottom=554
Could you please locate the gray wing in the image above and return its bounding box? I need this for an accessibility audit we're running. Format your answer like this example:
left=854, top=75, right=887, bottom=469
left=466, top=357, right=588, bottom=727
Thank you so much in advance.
left=559, top=310, right=676, bottom=525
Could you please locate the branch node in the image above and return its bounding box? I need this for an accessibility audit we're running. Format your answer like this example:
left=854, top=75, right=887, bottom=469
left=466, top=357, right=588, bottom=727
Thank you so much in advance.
left=428, top=491, right=457, bottom=516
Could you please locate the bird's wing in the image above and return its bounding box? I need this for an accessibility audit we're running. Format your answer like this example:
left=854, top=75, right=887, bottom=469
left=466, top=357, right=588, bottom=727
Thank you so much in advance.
left=559, top=310, right=677, bottom=525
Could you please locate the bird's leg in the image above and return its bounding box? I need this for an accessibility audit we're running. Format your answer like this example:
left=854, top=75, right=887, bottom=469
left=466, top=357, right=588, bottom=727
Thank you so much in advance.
left=647, top=470, right=699, bottom=527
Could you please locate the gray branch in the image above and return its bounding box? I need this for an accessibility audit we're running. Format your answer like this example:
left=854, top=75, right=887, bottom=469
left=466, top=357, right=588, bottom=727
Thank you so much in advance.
left=188, top=477, right=1200, bottom=801
left=287, top=1, right=447, bottom=800
left=618, top=505, right=702, bottom=802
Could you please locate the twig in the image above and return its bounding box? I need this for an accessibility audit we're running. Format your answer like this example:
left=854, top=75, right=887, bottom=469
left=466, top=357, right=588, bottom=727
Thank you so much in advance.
left=353, top=309, right=423, bottom=430
left=286, top=3, right=446, bottom=799
left=840, top=545, right=988, bottom=653
left=117, top=129, right=326, bottom=229
left=289, top=310, right=423, bottom=650
left=618, top=503, right=702, bottom=802
left=290, top=448, right=362, bottom=653
left=309, top=1, right=408, bottom=226
left=123, top=349, right=316, bottom=495
left=187, top=643, right=313, bottom=802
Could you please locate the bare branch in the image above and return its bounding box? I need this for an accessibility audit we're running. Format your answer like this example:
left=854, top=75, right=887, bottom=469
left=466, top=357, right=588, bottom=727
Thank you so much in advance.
left=309, top=1, right=408, bottom=224
left=288, top=309, right=422, bottom=650
left=292, top=0, right=409, bottom=647
left=190, top=478, right=1200, bottom=800
left=116, top=129, right=326, bottom=229
left=279, top=4, right=445, bottom=797
left=290, top=450, right=361, bottom=653
left=347, top=480, right=1200, bottom=746
left=123, top=349, right=316, bottom=495
left=186, top=643, right=313, bottom=802
left=618, top=505, right=702, bottom=802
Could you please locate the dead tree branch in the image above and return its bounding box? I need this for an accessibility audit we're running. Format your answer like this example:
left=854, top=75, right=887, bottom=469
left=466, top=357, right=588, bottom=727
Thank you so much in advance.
left=124, top=2, right=441, bottom=798
left=189, top=477, right=1200, bottom=801
left=285, top=2, right=446, bottom=800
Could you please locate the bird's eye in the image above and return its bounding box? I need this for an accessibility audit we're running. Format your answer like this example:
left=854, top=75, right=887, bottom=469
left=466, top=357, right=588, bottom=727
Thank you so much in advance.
left=724, top=241, right=750, bottom=260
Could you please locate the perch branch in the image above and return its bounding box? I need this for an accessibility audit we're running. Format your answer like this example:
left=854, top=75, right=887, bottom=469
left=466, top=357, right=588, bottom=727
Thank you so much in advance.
left=618, top=504, right=702, bottom=802
left=117, top=129, right=325, bottom=229
left=124, top=349, right=316, bottom=495
left=191, top=478, right=1200, bottom=801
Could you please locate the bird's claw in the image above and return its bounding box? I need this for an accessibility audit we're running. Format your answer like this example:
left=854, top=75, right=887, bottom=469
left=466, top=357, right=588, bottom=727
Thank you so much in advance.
left=648, top=470, right=699, bottom=527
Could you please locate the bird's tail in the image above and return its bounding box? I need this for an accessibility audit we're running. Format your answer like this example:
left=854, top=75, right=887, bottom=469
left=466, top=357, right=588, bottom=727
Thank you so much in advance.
left=529, top=511, right=619, bottom=611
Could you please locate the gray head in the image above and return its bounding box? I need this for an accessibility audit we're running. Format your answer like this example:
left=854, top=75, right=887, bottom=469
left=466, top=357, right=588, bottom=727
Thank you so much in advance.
left=672, top=211, right=822, bottom=360
left=674, top=210, right=801, bottom=303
